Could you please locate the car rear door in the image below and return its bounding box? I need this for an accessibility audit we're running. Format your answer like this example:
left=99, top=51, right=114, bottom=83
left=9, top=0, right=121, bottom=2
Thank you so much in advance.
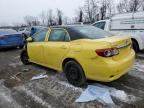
left=6, top=34, right=24, bottom=45
left=27, top=29, right=48, bottom=64
left=44, top=28, right=70, bottom=70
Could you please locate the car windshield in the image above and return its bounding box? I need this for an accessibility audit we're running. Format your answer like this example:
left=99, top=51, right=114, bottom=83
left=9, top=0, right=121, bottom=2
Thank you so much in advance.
left=0, top=29, right=17, bottom=37
left=74, top=26, right=113, bottom=39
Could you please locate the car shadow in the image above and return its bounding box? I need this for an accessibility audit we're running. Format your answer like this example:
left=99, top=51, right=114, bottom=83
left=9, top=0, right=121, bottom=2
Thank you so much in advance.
left=0, top=47, right=20, bottom=52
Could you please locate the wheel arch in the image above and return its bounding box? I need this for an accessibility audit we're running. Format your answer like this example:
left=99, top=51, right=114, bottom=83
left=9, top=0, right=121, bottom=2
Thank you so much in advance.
left=62, top=58, right=83, bottom=71
left=131, top=38, right=139, bottom=50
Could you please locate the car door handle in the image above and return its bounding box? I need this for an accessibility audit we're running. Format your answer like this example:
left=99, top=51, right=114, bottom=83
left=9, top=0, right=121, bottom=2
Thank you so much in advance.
left=60, top=45, right=67, bottom=49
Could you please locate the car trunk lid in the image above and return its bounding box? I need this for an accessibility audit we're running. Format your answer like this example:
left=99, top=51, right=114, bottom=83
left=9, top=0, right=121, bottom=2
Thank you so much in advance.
left=101, top=36, right=132, bottom=61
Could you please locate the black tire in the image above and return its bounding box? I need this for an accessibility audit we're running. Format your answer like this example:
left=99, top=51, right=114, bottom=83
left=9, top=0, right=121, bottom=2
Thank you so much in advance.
left=19, top=45, right=24, bottom=49
left=64, top=61, right=87, bottom=87
left=20, top=50, right=30, bottom=65
left=132, top=41, right=139, bottom=53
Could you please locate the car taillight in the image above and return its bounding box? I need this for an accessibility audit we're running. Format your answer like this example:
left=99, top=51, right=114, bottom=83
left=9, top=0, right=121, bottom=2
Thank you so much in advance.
left=95, top=48, right=119, bottom=57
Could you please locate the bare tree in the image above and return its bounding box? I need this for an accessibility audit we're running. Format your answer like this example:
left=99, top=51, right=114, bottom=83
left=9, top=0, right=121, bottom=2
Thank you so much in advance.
left=24, top=15, right=39, bottom=26
left=82, top=0, right=115, bottom=22
left=99, top=0, right=107, bottom=20
left=84, top=0, right=93, bottom=22
left=99, top=0, right=114, bottom=20
left=117, top=0, right=144, bottom=13
left=129, top=0, right=142, bottom=12
left=83, top=0, right=99, bottom=22
left=39, top=11, right=46, bottom=25
left=142, top=0, right=144, bottom=10
left=106, top=0, right=115, bottom=17
left=32, top=18, right=40, bottom=26
left=57, top=9, right=63, bottom=25
left=78, top=9, right=83, bottom=22
left=46, top=9, right=55, bottom=26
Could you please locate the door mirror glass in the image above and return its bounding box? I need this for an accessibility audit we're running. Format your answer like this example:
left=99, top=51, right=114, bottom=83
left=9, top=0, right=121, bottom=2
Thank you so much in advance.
left=26, top=37, right=33, bottom=42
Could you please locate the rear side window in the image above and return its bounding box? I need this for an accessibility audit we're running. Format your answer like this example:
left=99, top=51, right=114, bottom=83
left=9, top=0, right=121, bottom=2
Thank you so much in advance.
left=48, top=29, right=70, bottom=42
left=93, top=22, right=105, bottom=30
left=74, top=26, right=112, bottom=39
left=33, top=30, right=47, bottom=42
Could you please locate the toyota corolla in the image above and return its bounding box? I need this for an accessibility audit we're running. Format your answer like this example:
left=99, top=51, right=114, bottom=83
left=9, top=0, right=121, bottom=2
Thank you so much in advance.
left=20, top=25, right=135, bottom=87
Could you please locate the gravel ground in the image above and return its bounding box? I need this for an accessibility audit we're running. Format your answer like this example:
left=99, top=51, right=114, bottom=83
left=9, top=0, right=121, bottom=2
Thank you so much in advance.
left=0, top=48, right=144, bottom=108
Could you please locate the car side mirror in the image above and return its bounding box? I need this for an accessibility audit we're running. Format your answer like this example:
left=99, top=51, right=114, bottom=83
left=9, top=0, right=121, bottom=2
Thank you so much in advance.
left=26, top=37, right=33, bottom=42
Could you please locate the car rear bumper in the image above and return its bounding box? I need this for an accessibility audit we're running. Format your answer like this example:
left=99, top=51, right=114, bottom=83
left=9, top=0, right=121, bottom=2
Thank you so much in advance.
left=82, top=49, right=135, bottom=82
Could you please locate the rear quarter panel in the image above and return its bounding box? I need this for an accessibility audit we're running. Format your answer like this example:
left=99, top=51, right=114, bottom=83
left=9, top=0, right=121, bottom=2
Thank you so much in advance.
left=62, top=39, right=112, bottom=76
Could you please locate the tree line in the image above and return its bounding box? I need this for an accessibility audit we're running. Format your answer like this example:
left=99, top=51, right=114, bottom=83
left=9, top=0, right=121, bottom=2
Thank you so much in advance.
left=23, top=0, right=144, bottom=27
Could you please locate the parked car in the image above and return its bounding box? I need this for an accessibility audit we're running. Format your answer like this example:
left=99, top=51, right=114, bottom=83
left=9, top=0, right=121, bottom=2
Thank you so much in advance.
left=92, top=11, right=144, bottom=52
left=18, top=27, right=30, bottom=39
left=20, top=25, right=135, bottom=87
left=18, top=26, right=47, bottom=39
left=0, top=29, right=24, bottom=49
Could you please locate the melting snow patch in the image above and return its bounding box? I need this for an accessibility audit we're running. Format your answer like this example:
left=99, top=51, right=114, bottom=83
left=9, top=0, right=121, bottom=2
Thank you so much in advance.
left=75, top=85, right=114, bottom=104
left=0, top=80, right=22, bottom=108
left=58, top=81, right=83, bottom=92
left=94, top=83, right=136, bottom=103
left=31, top=73, right=48, bottom=80
left=76, top=83, right=137, bottom=104
left=133, top=62, right=144, bottom=72
left=17, top=86, right=52, bottom=108
left=9, top=62, right=23, bottom=68
left=110, top=89, right=129, bottom=102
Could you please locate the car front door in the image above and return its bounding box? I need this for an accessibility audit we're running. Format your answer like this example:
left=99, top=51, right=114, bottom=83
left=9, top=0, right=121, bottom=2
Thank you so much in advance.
left=27, top=29, right=48, bottom=64
left=44, top=28, right=70, bottom=71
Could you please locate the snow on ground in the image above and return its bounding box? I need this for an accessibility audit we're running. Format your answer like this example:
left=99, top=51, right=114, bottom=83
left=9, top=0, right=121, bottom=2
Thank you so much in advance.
left=9, top=62, right=23, bottom=68
left=91, top=83, right=137, bottom=103
left=0, top=80, right=22, bottom=108
left=16, top=86, right=54, bottom=108
left=58, top=80, right=83, bottom=92
left=134, top=62, right=144, bottom=72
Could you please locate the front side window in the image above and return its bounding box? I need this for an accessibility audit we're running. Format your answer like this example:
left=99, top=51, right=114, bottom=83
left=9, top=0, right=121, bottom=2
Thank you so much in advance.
left=33, top=30, right=47, bottom=42
left=48, top=29, right=70, bottom=42
left=93, top=22, right=105, bottom=30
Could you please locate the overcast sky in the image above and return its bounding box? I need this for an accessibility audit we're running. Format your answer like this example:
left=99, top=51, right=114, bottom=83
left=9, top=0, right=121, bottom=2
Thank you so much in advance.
left=0, top=0, right=85, bottom=25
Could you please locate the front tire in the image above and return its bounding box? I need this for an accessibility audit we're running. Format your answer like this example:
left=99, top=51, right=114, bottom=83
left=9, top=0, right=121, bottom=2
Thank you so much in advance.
left=64, top=61, right=87, bottom=87
left=20, top=50, right=30, bottom=65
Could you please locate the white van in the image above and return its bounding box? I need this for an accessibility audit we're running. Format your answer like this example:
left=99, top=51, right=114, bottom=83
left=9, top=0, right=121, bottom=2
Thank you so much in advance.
left=92, top=11, right=144, bottom=52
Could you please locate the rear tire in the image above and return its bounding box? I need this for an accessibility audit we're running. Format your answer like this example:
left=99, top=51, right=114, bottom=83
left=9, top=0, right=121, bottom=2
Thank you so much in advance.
left=19, top=45, right=24, bottom=49
left=20, top=50, right=30, bottom=65
left=64, top=61, right=87, bottom=87
left=132, top=41, right=139, bottom=53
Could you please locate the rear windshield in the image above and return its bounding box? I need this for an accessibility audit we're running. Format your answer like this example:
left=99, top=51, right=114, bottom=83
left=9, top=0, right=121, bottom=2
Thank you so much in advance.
left=73, top=26, right=112, bottom=39
left=0, top=29, right=17, bottom=37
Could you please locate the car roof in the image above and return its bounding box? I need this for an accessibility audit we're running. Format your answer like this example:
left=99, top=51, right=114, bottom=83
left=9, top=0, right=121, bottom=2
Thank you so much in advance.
left=0, top=29, right=18, bottom=36
left=50, top=25, right=88, bottom=29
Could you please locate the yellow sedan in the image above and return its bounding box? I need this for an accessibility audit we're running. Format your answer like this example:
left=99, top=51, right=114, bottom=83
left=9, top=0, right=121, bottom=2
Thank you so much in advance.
left=20, top=25, right=135, bottom=87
